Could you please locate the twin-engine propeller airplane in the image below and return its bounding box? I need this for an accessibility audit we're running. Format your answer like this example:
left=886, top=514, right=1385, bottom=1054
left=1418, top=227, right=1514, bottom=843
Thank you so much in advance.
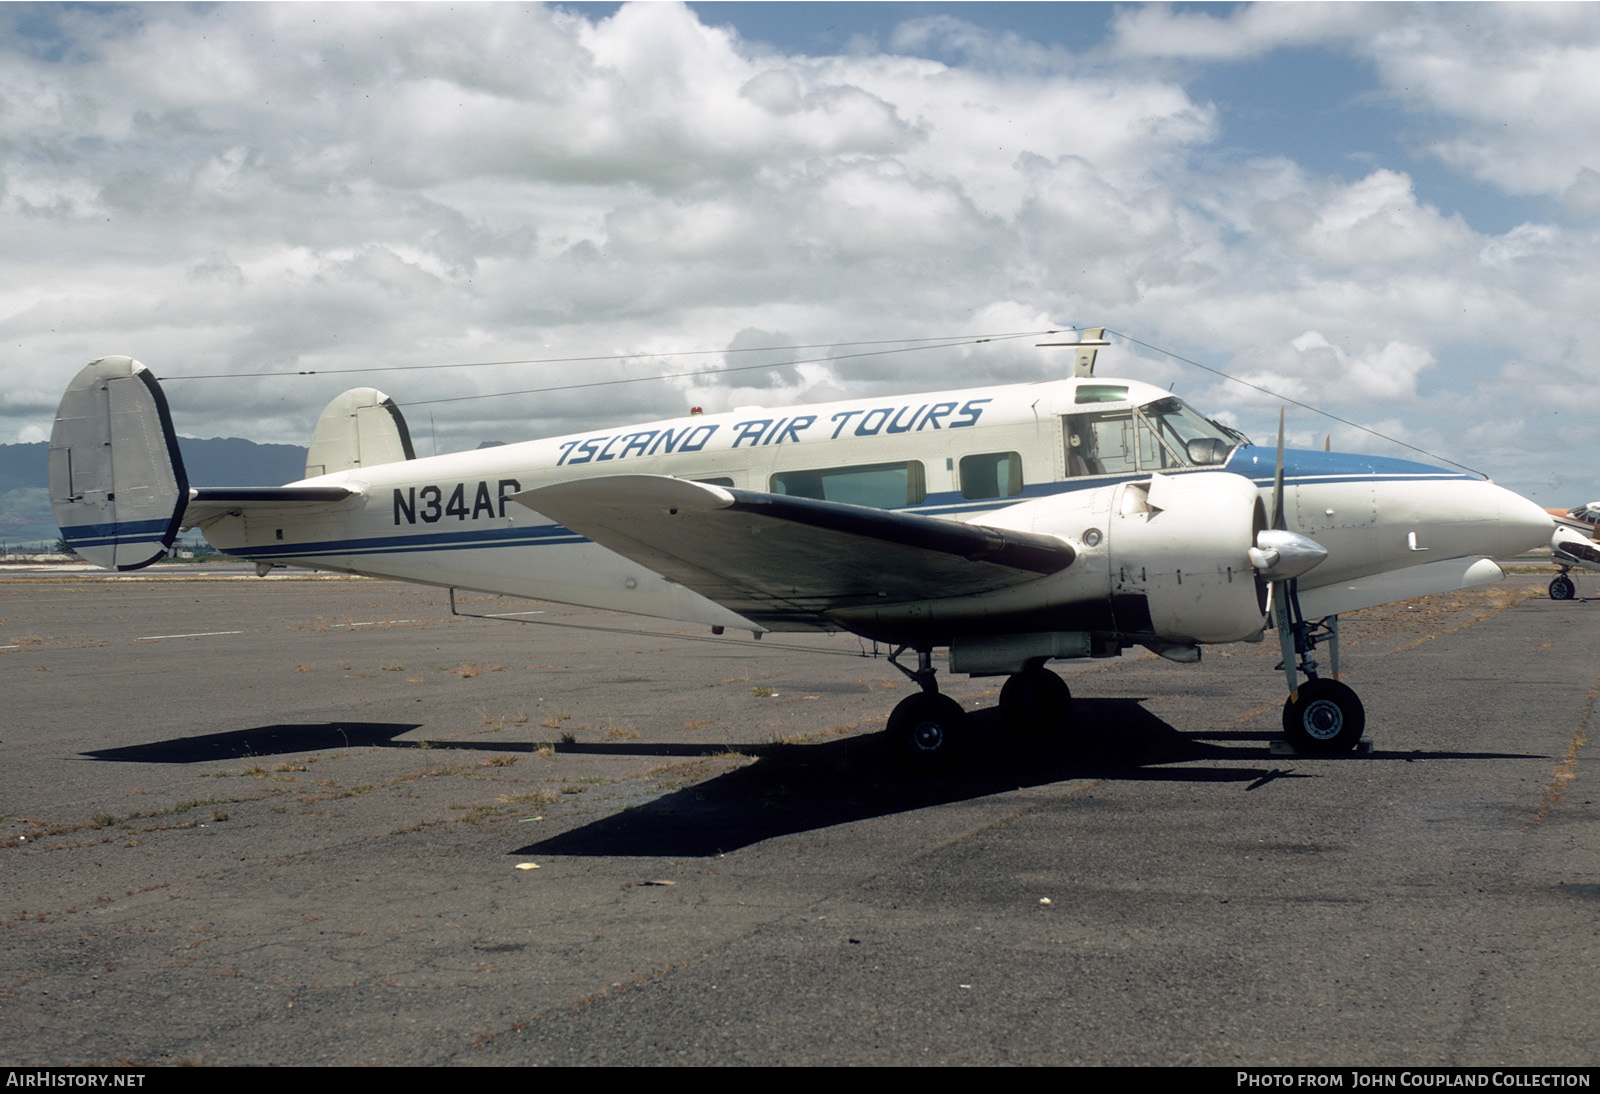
left=1546, top=503, right=1600, bottom=600
left=48, top=332, right=1553, bottom=765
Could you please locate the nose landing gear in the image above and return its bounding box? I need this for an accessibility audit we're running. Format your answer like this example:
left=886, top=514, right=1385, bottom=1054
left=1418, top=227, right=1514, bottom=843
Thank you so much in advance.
left=1272, top=584, right=1367, bottom=756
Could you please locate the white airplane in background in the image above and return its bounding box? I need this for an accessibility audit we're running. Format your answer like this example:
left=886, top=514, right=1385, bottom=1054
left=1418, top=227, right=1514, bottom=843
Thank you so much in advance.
left=48, top=332, right=1554, bottom=766
left=1546, top=503, right=1600, bottom=600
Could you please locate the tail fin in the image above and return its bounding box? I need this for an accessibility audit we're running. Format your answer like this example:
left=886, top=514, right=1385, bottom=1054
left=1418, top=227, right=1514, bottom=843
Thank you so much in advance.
left=304, top=388, right=415, bottom=478
left=49, top=356, right=188, bottom=571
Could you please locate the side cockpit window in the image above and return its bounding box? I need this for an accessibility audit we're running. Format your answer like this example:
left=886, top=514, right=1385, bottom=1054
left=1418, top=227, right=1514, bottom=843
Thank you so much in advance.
left=1065, top=412, right=1137, bottom=476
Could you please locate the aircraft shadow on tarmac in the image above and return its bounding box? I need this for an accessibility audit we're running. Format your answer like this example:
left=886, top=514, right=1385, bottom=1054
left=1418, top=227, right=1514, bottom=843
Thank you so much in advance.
left=82, top=722, right=425, bottom=763
left=511, top=698, right=1547, bottom=858
left=77, top=702, right=1544, bottom=859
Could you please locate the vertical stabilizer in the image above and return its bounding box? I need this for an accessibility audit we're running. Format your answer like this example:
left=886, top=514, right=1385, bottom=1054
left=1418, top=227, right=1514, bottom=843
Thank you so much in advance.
left=304, top=387, right=415, bottom=477
left=49, top=356, right=189, bottom=570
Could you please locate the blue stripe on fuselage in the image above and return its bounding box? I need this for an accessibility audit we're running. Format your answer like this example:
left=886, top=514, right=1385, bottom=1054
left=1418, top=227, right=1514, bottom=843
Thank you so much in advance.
left=1224, top=446, right=1468, bottom=484
left=239, top=448, right=1470, bottom=562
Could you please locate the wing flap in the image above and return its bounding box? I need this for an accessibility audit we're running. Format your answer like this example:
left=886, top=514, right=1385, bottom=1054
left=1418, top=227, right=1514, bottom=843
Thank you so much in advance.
left=514, top=475, right=1074, bottom=628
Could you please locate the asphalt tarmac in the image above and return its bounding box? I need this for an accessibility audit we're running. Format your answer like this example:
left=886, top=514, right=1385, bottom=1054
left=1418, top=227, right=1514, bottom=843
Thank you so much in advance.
left=1, top=571, right=1596, bottom=1066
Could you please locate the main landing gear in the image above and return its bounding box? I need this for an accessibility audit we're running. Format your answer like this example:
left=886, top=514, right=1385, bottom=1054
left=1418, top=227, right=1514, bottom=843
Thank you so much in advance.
left=884, top=649, right=1075, bottom=769
left=1273, top=582, right=1366, bottom=755
left=998, top=662, right=1074, bottom=735
left=885, top=647, right=969, bottom=769
left=1549, top=568, right=1577, bottom=601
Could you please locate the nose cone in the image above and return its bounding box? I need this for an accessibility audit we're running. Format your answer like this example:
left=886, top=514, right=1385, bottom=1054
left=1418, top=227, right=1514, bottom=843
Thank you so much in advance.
left=1484, top=483, right=1556, bottom=556
left=1383, top=477, right=1553, bottom=565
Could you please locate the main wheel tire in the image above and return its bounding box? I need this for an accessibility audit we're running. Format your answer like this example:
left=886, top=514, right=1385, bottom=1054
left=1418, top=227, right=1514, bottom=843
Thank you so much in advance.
left=1282, top=678, right=1365, bottom=754
left=887, top=692, right=969, bottom=770
left=998, top=666, right=1073, bottom=734
left=1550, top=574, right=1576, bottom=600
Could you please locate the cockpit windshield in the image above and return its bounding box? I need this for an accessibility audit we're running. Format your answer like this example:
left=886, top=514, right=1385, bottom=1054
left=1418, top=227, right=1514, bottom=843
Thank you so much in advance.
left=1062, top=395, right=1240, bottom=477
left=1138, top=397, right=1239, bottom=467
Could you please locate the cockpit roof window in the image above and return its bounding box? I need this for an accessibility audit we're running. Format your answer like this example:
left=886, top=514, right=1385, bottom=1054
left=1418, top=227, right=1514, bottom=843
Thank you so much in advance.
left=1075, top=384, right=1129, bottom=404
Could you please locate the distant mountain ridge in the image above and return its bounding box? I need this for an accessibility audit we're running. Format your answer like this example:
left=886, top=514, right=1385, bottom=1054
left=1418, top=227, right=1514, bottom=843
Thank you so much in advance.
left=0, top=437, right=308, bottom=548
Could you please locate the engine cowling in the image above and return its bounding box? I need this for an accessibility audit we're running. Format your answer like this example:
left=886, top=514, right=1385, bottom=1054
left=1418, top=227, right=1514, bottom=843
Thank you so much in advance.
left=1110, top=472, right=1268, bottom=644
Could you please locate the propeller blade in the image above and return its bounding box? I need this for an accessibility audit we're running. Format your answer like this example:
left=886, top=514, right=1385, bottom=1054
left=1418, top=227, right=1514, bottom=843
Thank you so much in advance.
left=1272, top=407, right=1286, bottom=531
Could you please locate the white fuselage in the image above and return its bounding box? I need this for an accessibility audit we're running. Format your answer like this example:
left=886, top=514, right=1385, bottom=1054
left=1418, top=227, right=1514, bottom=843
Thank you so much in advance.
left=191, top=376, right=1552, bottom=637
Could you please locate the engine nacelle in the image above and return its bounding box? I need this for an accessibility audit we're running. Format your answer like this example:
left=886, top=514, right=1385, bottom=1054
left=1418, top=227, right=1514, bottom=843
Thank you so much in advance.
left=1111, top=472, right=1267, bottom=644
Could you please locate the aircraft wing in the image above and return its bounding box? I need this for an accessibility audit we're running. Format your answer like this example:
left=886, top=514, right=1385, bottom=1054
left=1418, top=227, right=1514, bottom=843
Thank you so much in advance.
left=514, top=475, right=1075, bottom=628
left=181, top=486, right=361, bottom=529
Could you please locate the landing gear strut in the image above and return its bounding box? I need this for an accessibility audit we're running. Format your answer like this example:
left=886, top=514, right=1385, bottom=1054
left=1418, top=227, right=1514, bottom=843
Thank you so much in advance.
left=1260, top=413, right=1365, bottom=755
left=1273, top=579, right=1365, bottom=755
left=885, top=646, right=969, bottom=769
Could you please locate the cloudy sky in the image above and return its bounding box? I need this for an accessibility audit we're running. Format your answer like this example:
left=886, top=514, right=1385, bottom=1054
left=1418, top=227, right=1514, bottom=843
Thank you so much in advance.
left=4, top=1, right=1596, bottom=502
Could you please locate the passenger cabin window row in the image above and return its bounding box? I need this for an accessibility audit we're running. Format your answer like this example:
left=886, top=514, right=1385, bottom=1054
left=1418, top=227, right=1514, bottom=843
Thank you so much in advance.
left=732, top=393, right=1239, bottom=512
left=765, top=451, right=1028, bottom=508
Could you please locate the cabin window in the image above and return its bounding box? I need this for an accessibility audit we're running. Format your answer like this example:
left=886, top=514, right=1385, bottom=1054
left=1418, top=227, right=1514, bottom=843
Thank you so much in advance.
left=694, top=476, right=736, bottom=488
left=771, top=460, right=926, bottom=508
left=959, top=452, right=1024, bottom=500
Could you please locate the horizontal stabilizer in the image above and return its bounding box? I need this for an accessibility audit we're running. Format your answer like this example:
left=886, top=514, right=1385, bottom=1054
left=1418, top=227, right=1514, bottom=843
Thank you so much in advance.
left=182, top=486, right=362, bottom=530
left=515, top=475, right=1074, bottom=628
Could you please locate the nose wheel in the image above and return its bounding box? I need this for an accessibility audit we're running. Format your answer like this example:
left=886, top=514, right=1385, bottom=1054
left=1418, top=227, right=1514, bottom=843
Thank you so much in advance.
left=1282, top=677, right=1365, bottom=754
left=1272, top=580, right=1366, bottom=755
left=1550, top=571, right=1577, bottom=600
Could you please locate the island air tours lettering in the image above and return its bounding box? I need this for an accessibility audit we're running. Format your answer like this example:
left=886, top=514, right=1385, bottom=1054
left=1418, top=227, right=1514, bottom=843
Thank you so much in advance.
left=553, top=397, right=991, bottom=467
left=391, top=397, right=992, bottom=525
